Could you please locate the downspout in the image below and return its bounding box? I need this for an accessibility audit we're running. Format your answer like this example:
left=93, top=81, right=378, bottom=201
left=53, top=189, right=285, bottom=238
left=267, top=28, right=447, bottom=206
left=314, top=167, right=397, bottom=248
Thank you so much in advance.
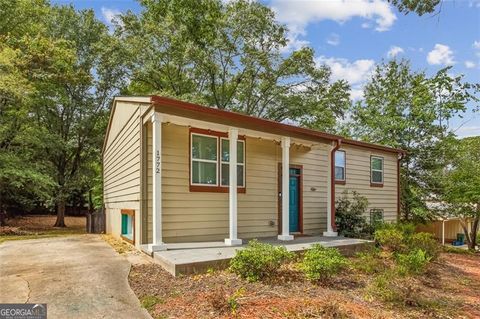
left=330, top=139, right=342, bottom=232
left=397, top=152, right=405, bottom=221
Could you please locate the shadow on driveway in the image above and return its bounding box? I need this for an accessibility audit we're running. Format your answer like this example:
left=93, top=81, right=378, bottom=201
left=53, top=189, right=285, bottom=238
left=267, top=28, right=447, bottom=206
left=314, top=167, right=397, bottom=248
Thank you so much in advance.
left=0, top=235, right=151, bottom=319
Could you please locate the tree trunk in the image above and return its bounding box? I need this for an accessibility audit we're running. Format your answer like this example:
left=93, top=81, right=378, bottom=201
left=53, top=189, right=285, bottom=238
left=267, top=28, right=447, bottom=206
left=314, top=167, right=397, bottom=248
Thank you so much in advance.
left=54, top=199, right=67, bottom=227
left=0, top=190, right=5, bottom=227
left=469, top=213, right=479, bottom=251
left=459, top=218, right=471, bottom=247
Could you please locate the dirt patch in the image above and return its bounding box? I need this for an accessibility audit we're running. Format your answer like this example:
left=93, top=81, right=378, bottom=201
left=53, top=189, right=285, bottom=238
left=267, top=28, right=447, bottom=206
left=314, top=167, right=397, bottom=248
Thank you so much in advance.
left=129, top=252, right=480, bottom=319
left=0, top=215, right=86, bottom=243
left=5, top=215, right=86, bottom=231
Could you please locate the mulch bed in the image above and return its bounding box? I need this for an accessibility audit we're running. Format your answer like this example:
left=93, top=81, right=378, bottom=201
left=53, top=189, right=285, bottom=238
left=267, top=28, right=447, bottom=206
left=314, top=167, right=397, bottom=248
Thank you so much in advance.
left=129, top=252, right=480, bottom=319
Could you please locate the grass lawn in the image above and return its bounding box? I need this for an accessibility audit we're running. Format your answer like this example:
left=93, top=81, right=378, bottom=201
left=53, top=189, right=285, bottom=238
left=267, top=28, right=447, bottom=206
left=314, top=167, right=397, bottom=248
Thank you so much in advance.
left=129, top=250, right=480, bottom=319
left=0, top=215, right=86, bottom=244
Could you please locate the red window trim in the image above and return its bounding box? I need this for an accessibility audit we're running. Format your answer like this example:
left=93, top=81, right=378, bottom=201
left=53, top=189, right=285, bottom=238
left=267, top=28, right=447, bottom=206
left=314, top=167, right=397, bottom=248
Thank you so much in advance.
left=189, top=127, right=246, bottom=193
left=370, top=155, right=384, bottom=187
left=120, top=209, right=135, bottom=245
left=334, top=150, right=346, bottom=184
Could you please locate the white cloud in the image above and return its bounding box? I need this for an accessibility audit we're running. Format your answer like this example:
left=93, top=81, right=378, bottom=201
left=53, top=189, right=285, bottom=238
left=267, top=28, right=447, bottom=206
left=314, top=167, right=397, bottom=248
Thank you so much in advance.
left=387, top=46, right=404, bottom=58
left=317, top=56, right=375, bottom=84
left=474, top=40, right=480, bottom=58
left=101, top=7, right=121, bottom=26
left=427, top=44, right=455, bottom=65
left=326, top=33, right=340, bottom=46
left=271, top=0, right=396, bottom=51
left=455, top=125, right=480, bottom=137
left=272, top=0, right=396, bottom=33
left=469, top=0, right=480, bottom=8
left=350, top=88, right=365, bottom=100
left=316, top=56, right=376, bottom=101
left=465, top=60, right=476, bottom=69
left=361, top=22, right=371, bottom=29
left=281, top=32, right=310, bottom=53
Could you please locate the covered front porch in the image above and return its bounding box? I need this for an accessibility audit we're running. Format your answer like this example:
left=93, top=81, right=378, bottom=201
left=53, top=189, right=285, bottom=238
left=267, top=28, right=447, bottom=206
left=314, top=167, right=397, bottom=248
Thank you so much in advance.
left=142, top=106, right=340, bottom=252
left=147, top=236, right=372, bottom=276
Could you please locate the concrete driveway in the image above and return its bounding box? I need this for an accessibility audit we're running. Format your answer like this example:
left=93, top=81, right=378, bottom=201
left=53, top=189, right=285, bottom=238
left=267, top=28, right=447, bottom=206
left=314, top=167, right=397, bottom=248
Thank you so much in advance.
left=0, top=235, right=151, bottom=319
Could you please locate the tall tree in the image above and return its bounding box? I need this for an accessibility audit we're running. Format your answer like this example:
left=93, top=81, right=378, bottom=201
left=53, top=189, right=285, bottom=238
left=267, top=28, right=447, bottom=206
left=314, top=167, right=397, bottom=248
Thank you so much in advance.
left=348, top=60, right=479, bottom=221
left=441, top=137, right=480, bottom=250
left=118, top=0, right=350, bottom=132
left=30, top=5, right=127, bottom=227
left=0, top=0, right=56, bottom=221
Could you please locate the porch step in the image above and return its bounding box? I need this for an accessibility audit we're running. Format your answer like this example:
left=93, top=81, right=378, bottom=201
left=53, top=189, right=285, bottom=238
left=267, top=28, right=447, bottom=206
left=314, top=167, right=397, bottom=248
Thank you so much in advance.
left=152, top=236, right=373, bottom=276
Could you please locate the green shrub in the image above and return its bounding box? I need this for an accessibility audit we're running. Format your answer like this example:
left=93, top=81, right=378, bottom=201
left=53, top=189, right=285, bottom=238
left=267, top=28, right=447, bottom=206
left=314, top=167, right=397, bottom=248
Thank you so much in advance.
left=366, top=271, right=418, bottom=306
left=229, top=240, right=294, bottom=282
left=352, top=248, right=385, bottom=274
left=374, top=227, right=405, bottom=253
left=299, top=244, right=348, bottom=281
left=366, top=271, right=402, bottom=303
left=335, top=191, right=371, bottom=238
left=408, top=232, right=440, bottom=260
left=396, top=249, right=431, bottom=276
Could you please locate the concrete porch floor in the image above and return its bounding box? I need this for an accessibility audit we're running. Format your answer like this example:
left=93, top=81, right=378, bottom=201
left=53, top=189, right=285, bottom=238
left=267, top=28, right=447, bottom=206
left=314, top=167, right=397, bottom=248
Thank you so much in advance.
left=150, top=236, right=373, bottom=276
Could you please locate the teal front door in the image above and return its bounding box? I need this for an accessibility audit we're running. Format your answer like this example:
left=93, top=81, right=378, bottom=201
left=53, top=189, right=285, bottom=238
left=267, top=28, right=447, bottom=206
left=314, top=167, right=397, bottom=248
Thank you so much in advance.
left=289, top=168, right=301, bottom=232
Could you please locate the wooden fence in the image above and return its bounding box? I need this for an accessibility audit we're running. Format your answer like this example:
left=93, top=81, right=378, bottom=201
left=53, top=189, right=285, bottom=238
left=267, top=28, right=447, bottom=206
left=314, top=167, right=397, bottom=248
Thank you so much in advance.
left=86, top=208, right=105, bottom=233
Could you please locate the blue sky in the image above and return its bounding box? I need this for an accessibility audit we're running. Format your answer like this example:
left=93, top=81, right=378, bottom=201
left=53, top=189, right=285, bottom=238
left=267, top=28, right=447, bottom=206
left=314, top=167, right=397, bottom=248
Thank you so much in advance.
left=52, top=0, right=480, bottom=137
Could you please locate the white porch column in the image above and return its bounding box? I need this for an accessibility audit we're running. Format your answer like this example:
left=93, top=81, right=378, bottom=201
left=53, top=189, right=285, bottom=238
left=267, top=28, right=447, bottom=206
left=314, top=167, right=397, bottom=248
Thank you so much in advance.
left=149, top=112, right=167, bottom=252
left=323, top=142, right=338, bottom=237
left=278, top=137, right=294, bottom=241
left=225, top=128, right=242, bottom=246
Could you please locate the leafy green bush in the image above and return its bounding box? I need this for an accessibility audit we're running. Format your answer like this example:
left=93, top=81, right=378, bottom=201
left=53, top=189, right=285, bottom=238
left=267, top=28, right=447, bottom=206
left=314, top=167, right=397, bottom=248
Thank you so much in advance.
left=374, top=227, right=406, bottom=253
left=299, top=244, right=348, bottom=281
left=374, top=222, right=418, bottom=253
left=352, top=248, right=385, bottom=274
left=229, top=240, right=294, bottom=282
left=408, top=232, right=440, bottom=260
left=396, top=249, right=431, bottom=276
left=335, top=190, right=374, bottom=238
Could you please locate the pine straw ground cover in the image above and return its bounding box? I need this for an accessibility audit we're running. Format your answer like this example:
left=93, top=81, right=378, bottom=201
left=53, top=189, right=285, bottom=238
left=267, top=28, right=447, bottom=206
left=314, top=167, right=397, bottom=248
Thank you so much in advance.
left=129, top=251, right=480, bottom=319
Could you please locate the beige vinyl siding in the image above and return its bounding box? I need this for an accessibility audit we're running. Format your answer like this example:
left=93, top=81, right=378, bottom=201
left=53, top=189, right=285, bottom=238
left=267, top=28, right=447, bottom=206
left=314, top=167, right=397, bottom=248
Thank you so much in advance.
left=145, top=122, right=399, bottom=243
left=146, top=123, right=332, bottom=243
left=157, top=124, right=228, bottom=242
left=103, top=101, right=143, bottom=243
left=289, top=143, right=329, bottom=234
left=335, top=144, right=398, bottom=222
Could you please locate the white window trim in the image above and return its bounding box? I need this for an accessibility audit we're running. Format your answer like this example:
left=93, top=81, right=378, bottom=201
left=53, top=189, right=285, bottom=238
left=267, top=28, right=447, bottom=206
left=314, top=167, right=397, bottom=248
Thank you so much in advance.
left=335, top=150, right=346, bottom=181
left=371, top=156, right=384, bottom=184
left=190, top=133, right=219, bottom=186
left=220, top=138, right=245, bottom=187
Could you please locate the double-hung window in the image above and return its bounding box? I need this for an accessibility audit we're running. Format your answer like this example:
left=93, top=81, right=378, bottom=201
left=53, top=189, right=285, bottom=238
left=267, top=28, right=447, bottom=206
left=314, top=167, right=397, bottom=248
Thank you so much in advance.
left=371, top=156, right=384, bottom=186
left=220, top=138, right=245, bottom=187
left=190, top=129, right=245, bottom=192
left=334, top=150, right=346, bottom=183
left=191, top=134, right=218, bottom=185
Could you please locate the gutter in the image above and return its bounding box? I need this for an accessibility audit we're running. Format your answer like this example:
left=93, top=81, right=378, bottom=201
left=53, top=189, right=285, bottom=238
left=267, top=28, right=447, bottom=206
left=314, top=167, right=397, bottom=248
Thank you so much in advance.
left=330, top=139, right=342, bottom=231
left=397, top=152, right=405, bottom=221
